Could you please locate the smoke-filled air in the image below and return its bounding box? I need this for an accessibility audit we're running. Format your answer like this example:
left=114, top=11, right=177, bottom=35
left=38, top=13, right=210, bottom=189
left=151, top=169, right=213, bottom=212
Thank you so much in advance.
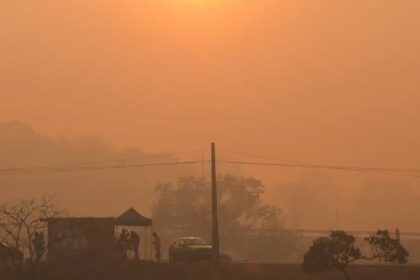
left=1, top=1, right=420, bottom=280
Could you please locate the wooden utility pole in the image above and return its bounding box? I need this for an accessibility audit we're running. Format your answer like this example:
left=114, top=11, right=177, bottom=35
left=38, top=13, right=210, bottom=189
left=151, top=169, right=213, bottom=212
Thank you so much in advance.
left=211, top=142, right=220, bottom=280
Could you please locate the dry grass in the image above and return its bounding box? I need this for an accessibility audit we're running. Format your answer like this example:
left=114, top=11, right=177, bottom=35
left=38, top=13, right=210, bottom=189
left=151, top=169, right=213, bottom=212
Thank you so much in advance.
left=1, top=262, right=419, bottom=280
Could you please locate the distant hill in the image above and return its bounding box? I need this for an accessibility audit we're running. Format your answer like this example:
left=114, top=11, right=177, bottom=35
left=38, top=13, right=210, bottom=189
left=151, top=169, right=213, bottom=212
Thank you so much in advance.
left=0, top=122, right=200, bottom=217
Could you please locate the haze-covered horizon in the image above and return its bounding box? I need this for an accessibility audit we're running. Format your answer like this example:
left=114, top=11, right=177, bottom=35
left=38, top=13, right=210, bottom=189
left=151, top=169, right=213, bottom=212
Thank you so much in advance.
left=1, top=121, right=419, bottom=233
left=2, top=0, right=420, bottom=232
left=2, top=1, right=420, bottom=275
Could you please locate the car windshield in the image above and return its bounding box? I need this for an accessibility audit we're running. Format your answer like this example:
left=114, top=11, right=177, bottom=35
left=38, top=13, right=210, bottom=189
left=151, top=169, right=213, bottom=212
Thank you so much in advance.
left=183, top=238, right=206, bottom=245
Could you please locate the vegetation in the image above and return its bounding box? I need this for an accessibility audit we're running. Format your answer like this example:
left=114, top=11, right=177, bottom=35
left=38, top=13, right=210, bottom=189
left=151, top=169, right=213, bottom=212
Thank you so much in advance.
left=365, top=230, right=409, bottom=264
left=303, top=230, right=409, bottom=280
left=152, top=175, right=296, bottom=260
left=303, top=231, right=361, bottom=280
left=0, top=196, right=66, bottom=280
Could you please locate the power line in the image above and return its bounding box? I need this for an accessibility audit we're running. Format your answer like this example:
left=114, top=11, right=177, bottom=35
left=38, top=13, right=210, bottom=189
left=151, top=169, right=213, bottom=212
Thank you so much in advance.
left=0, top=161, right=208, bottom=175
left=217, top=148, right=313, bottom=165
left=218, top=148, right=283, bottom=161
left=2, top=147, right=420, bottom=178
left=0, top=149, right=207, bottom=172
left=217, top=160, right=420, bottom=178
left=217, top=148, right=420, bottom=177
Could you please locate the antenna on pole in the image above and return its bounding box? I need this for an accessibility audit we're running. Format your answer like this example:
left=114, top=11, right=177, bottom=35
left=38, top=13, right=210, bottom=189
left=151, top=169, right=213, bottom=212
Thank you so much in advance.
left=211, top=142, right=220, bottom=280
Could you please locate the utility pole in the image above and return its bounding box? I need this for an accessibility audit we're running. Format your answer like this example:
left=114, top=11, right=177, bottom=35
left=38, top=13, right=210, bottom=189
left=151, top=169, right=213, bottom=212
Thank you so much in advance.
left=211, top=142, right=220, bottom=280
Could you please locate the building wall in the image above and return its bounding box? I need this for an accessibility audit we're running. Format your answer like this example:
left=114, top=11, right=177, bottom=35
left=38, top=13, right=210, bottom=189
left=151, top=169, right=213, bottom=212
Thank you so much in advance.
left=47, top=218, right=115, bottom=261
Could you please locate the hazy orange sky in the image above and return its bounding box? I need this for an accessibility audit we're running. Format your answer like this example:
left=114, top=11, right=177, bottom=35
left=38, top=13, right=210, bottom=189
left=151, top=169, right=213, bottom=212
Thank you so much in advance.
left=1, top=0, right=420, bottom=169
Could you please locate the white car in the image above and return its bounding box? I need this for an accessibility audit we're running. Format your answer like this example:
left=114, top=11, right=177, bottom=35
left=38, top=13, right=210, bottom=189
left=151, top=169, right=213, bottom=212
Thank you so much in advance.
left=169, top=237, right=233, bottom=263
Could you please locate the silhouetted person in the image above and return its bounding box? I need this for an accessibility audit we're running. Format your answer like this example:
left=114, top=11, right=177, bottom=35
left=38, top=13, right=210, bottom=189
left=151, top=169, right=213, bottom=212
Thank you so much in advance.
left=33, top=231, right=45, bottom=260
left=130, top=231, right=140, bottom=260
left=119, top=229, right=130, bottom=259
left=152, top=232, right=161, bottom=263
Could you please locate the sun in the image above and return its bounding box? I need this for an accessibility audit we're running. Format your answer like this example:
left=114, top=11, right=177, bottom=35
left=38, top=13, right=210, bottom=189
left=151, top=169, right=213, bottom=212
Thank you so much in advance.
left=180, top=0, right=219, bottom=8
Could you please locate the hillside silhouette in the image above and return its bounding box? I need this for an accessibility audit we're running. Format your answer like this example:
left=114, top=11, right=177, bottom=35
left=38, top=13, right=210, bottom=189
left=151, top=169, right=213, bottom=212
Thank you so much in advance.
left=0, top=121, right=201, bottom=216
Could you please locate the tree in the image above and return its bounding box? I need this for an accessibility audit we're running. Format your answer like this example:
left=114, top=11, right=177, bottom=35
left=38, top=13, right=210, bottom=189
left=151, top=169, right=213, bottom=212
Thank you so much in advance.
left=153, top=176, right=282, bottom=235
left=303, top=230, right=410, bottom=280
left=0, top=195, right=66, bottom=280
left=303, top=231, right=361, bottom=280
left=365, top=230, right=409, bottom=264
left=152, top=175, right=295, bottom=260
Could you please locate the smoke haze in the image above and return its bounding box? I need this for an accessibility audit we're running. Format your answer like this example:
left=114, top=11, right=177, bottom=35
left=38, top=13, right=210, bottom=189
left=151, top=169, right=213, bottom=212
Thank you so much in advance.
left=1, top=1, right=420, bottom=231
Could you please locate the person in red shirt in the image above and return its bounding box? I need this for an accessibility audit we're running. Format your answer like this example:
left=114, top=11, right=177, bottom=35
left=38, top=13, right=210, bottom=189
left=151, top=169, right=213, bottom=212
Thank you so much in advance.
left=152, top=232, right=161, bottom=263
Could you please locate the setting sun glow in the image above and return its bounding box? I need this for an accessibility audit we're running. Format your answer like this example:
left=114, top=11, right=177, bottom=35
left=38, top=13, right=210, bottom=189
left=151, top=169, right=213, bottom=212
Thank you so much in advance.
left=1, top=3, right=420, bottom=275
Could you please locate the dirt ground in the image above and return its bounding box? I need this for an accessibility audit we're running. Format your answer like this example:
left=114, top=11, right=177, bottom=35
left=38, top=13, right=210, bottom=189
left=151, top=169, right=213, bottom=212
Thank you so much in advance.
left=1, top=262, right=420, bottom=280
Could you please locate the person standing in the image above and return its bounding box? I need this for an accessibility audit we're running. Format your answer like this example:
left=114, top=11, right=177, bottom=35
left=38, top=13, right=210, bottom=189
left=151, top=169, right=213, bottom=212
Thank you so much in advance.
left=33, top=232, right=45, bottom=260
left=118, top=229, right=130, bottom=260
left=130, top=231, right=140, bottom=261
left=152, top=232, right=161, bottom=263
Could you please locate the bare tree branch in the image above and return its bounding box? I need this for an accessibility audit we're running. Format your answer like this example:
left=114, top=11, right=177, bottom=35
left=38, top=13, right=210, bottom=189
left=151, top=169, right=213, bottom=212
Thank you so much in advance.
left=0, top=195, right=67, bottom=280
